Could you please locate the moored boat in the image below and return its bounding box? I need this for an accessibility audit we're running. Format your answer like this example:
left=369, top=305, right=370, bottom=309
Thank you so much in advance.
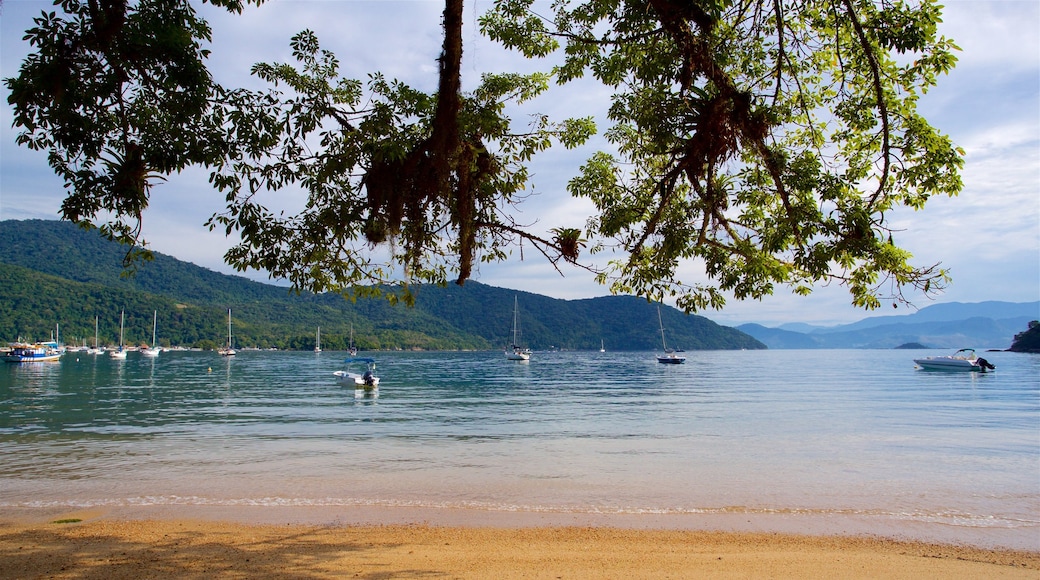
left=334, top=357, right=379, bottom=388
left=219, top=308, right=236, bottom=357
left=505, top=296, right=531, bottom=361
left=914, top=348, right=995, bottom=372
left=656, top=305, right=686, bottom=364
left=109, top=310, right=127, bottom=359
left=142, top=310, right=161, bottom=357
left=4, top=341, right=62, bottom=363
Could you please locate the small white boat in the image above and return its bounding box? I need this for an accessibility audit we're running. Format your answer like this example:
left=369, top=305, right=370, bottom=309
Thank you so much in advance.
left=505, top=296, right=531, bottom=361
left=314, top=326, right=322, bottom=353
left=334, top=357, right=379, bottom=388
left=219, top=308, right=236, bottom=357
left=348, top=324, right=358, bottom=357
left=109, top=310, right=127, bottom=359
left=142, top=310, right=161, bottom=357
left=656, top=305, right=686, bottom=364
left=914, top=348, right=994, bottom=372
left=4, top=342, right=62, bottom=363
left=87, top=316, right=103, bottom=355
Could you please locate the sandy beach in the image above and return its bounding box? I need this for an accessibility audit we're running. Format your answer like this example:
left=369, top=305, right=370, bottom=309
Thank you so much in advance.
left=2, top=510, right=1037, bottom=579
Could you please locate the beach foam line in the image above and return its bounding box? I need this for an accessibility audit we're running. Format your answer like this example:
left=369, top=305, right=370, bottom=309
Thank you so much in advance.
left=4, top=495, right=1037, bottom=530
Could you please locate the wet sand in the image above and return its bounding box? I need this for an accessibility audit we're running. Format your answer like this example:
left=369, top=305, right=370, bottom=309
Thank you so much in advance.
left=1, top=510, right=1037, bottom=579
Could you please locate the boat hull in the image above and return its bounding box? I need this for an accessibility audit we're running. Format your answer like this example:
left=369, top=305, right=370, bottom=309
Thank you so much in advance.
left=4, top=349, right=61, bottom=363
left=334, top=370, right=379, bottom=387
left=913, top=358, right=981, bottom=371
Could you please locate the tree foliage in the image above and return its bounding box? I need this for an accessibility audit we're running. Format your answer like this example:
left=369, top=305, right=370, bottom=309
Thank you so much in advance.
left=485, top=0, right=961, bottom=311
left=6, top=0, right=962, bottom=313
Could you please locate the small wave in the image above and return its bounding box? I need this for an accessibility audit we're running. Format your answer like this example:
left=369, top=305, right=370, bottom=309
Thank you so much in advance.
left=5, top=497, right=1037, bottom=530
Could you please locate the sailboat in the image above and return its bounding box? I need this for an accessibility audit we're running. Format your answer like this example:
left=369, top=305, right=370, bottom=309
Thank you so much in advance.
left=656, top=305, right=686, bottom=364
left=219, top=309, right=236, bottom=356
left=142, top=310, right=161, bottom=357
left=348, top=324, right=358, bottom=356
left=109, top=310, right=127, bottom=359
left=314, top=326, right=322, bottom=353
left=88, top=316, right=103, bottom=355
left=505, top=296, right=531, bottom=361
left=599, top=339, right=605, bottom=353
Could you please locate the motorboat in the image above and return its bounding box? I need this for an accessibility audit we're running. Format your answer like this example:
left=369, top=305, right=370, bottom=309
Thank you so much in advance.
left=4, top=342, right=62, bottom=363
left=914, top=348, right=995, bottom=372
left=334, top=357, right=379, bottom=388
left=656, top=305, right=686, bottom=364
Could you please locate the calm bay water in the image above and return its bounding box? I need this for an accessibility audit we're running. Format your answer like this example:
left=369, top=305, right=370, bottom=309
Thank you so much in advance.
left=1, top=348, right=1037, bottom=549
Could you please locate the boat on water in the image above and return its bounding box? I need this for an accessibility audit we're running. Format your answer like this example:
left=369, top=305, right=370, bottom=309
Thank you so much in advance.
left=505, top=295, right=531, bottom=361
left=656, top=305, right=686, bottom=364
left=914, top=348, right=995, bottom=372
left=219, top=309, right=236, bottom=357
left=348, top=324, right=358, bottom=357
left=334, top=357, right=379, bottom=388
left=109, top=310, right=127, bottom=359
left=314, top=326, right=322, bottom=353
left=142, top=310, right=161, bottom=357
left=4, top=341, right=62, bottom=363
left=87, top=316, right=103, bottom=355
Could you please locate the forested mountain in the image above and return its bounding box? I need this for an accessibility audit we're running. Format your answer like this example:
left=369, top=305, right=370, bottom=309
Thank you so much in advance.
left=0, top=220, right=764, bottom=351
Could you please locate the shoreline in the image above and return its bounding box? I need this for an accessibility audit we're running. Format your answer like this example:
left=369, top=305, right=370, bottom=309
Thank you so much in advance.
left=3, top=503, right=1037, bottom=552
left=1, top=509, right=1037, bottom=579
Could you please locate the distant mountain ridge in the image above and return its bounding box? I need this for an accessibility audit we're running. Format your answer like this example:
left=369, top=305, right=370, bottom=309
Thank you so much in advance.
left=0, top=219, right=764, bottom=351
left=739, top=301, right=1039, bottom=349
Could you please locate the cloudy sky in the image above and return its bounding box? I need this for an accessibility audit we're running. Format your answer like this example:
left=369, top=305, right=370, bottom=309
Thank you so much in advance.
left=1, top=0, right=1037, bottom=327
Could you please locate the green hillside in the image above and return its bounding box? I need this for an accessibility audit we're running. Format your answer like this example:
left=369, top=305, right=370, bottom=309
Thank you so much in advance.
left=0, top=219, right=765, bottom=351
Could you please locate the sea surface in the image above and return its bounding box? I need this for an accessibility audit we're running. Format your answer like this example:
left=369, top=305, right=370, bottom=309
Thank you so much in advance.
left=1, top=348, right=1037, bottom=550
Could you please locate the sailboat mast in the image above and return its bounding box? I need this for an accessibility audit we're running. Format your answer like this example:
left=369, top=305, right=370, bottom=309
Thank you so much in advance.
left=658, top=306, right=667, bottom=351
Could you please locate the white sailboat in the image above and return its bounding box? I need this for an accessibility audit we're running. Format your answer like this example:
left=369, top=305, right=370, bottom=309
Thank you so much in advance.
left=505, top=296, right=531, bottom=361
left=109, top=310, right=127, bottom=359
left=314, top=326, right=322, bottom=353
left=142, top=310, right=161, bottom=357
left=599, top=339, right=605, bottom=353
left=656, top=305, right=686, bottom=364
left=219, top=309, right=236, bottom=356
left=87, top=316, right=103, bottom=355
left=348, top=324, right=358, bottom=356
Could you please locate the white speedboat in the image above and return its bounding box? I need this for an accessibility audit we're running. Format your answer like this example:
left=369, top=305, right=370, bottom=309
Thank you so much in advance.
left=914, top=348, right=995, bottom=372
left=334, top=357, right=379, bottom=388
